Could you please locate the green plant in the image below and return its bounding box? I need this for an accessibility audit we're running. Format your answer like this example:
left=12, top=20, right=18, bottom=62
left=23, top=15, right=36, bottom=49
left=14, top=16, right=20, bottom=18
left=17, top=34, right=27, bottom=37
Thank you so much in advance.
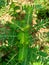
left=0, top=1, right=49, bottom=65
left=0, top=0, right=7, bottom=8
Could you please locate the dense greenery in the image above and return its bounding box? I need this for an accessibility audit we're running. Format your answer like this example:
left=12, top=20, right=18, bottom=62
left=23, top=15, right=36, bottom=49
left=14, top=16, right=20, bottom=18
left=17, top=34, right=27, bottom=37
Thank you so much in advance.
left=0, top=0, right=49, bottom=65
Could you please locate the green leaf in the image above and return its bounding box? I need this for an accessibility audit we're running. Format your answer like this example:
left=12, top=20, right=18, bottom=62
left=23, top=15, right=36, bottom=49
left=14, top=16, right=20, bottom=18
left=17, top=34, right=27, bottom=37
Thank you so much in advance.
left=38, top=51, right=48, bottom=57
left=33, top=62, right=43, bottom=65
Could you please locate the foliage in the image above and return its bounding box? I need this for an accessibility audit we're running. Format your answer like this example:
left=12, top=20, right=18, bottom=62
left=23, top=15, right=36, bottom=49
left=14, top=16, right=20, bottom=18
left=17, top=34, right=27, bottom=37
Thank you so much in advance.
left=0, top=0, right=7, bottom=8
left=0, top=0, right=49, bottom=65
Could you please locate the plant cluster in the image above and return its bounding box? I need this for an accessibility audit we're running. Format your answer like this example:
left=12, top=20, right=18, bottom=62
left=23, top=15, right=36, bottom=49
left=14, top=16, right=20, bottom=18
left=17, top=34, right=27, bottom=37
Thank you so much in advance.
left=0, top=0, right=49, bottom=65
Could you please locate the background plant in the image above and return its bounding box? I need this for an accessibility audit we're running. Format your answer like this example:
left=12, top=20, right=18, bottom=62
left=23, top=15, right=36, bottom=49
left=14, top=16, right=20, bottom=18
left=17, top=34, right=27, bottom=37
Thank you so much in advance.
left=0, top=0, right=49, bottom=65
